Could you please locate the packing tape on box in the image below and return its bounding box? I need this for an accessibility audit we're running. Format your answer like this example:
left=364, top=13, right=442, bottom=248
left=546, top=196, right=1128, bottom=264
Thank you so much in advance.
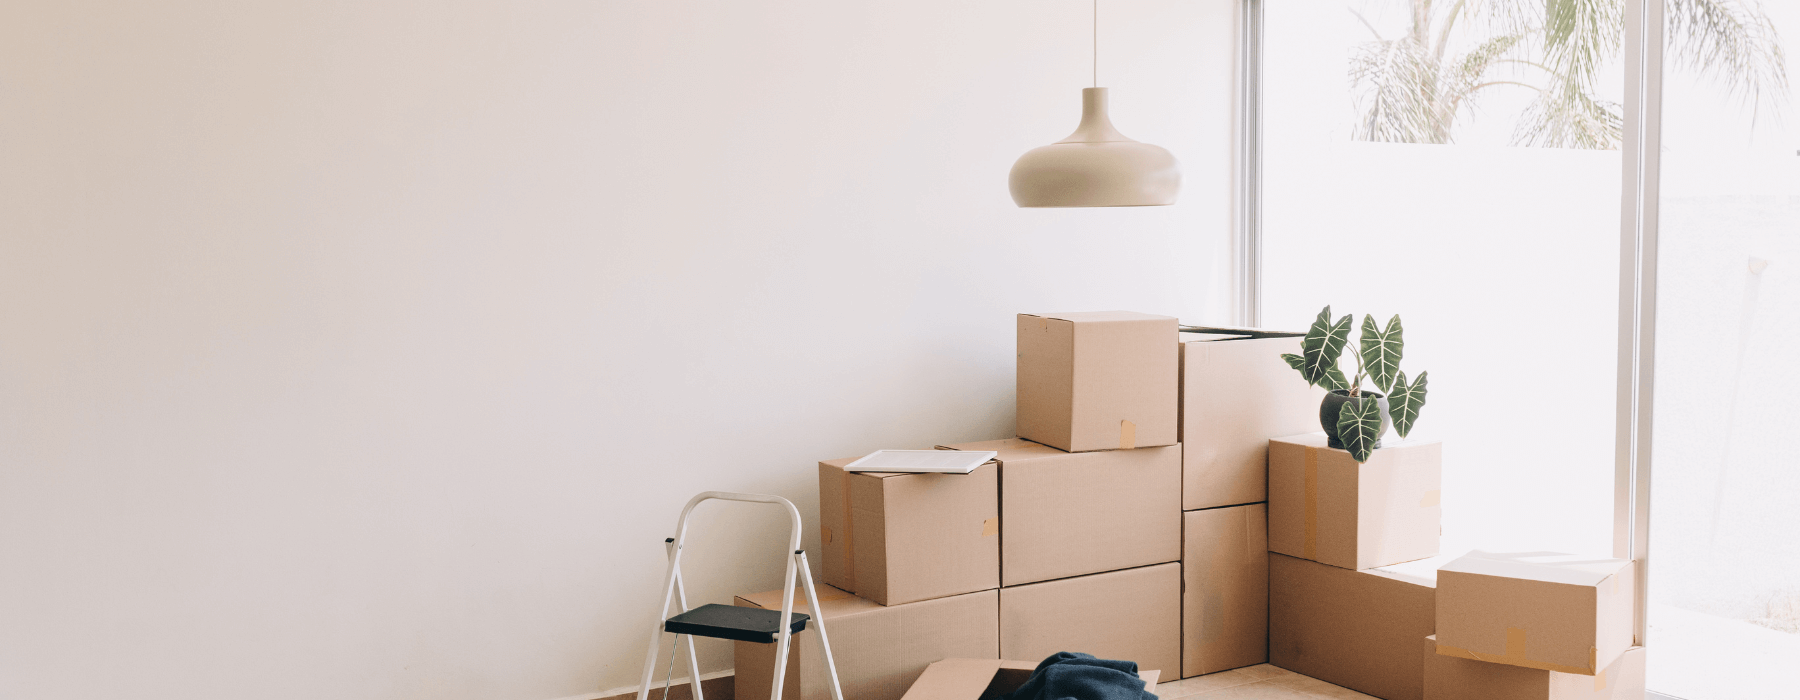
left=982, top=517, right=999, bottom=537
left=1420, top=489, right=1441, bottom=507
left=823, top=527, right=832, bottom=545
left=1595, top=669, right=1607, bottom=691
left=1120, top=420, right=1137, bottom=450
left=1434, top=628, right=1598, bottom=676
left=1303, top=447, right=1319, bottom=560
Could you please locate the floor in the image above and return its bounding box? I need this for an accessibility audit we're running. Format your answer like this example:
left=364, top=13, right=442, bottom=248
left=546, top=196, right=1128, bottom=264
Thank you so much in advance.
left=1154, top=664, right=1376, bottom=700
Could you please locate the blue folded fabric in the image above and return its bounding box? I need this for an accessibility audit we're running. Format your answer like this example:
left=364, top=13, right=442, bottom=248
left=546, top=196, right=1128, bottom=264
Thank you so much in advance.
left=999, top=652, right=1158, bottom=700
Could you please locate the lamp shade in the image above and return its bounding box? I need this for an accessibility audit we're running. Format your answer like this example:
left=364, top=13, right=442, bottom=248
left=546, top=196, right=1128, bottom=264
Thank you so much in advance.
left=1009, top=87, right=1181, bottom=208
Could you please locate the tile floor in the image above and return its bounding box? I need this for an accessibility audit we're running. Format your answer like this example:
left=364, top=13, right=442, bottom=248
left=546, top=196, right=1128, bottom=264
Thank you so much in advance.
left=1154, top=664, right=1378, bottom=700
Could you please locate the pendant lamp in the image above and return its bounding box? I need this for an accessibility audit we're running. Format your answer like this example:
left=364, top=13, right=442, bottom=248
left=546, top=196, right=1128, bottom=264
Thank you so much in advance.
left=1009, top=1, right=1181, bottom=208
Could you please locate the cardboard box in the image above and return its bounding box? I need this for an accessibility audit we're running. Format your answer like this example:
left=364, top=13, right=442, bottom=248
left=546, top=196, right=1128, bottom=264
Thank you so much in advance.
left=1423, top=636, right=1646, bottom=700
left=734, top=585, right=999, bottom=700
left=1178, top=329, right=1321, bottom=510
left=1016, top=311, right=1178, bottom=453
left=1268, top=432, right=1442, bottom=570
left=898, top=658, right=1158, bottom=700
left=1270, top=552, right=1438, bottom=700
left=998, top=562, right=1181, bottom=680
left=938, top=438, right=1180, bottom=586
left=1181, top=504, right=1268, bottom=678
left=817, top=457, right=1000, bottom=605
left=1435, top=551, right=1636, bottom=676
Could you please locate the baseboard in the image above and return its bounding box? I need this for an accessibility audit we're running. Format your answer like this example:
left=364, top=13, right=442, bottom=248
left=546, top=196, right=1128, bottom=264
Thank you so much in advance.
left=560, top=671, right=734, bottom=700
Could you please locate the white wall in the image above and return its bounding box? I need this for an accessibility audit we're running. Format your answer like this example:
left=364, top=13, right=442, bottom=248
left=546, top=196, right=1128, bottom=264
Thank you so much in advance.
left=0, top=2, right=1237, bottom=699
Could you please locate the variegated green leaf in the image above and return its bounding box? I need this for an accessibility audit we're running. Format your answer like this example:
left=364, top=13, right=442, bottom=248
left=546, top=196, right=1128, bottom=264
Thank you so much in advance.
left=1320, top=366, right=1352, bottom=393
left=1388, top=370, right=1428, bottom=438
left=1301, top=306, right=1352, bottom=387
left=1281, top=353, right=1307, bottom=376
left=1336, top=396, right=1383, bottom=463
left=1358, top=314, right=1404, bottom=393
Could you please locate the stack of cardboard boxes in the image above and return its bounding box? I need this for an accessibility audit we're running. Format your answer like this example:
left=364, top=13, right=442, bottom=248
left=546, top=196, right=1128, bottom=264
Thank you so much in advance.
left=726, top=308, right=1649, bottom=700
left=1263, top=431, right=1646, bottom=700
left=734, top=311, right=1327, bottom=700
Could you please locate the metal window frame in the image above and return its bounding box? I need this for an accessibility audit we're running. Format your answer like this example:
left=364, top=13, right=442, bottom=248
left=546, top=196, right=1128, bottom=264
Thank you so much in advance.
left=1235, top=0, right=1263, bottom=328
left=1236, top=0, right=1664, bottom=644
left=1617, top=0, right=1663, bottom=645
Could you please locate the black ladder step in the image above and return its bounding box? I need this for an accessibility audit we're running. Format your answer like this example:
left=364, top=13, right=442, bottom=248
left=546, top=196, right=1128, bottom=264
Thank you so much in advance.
left=664, top=603, right=809, bottom=644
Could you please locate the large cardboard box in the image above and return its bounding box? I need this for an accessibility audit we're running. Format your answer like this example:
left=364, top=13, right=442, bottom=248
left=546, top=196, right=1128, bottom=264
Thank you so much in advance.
left=1181, top=504, right=1268, bottom=678
left=938, top=438, right=1180, bottom=586
left=1270, top=552, right=1438, bottom=700
left=1016, top=311, right=1178, bottom=453
left=1423, top=636, right=1646, bottom=700
left=1177, top=329, right=1320, bottom=510
left=1268, top=433, right=1442, bottom=570
left=817, top=457, right=1000, bottom=605
left=998, top=562, right=1181, bottom=678
left=1435, top=552, right=1636, bottom=676
left=733, top=585, right=999, bottom=700
left=899, top=659, right=1158, bottom=700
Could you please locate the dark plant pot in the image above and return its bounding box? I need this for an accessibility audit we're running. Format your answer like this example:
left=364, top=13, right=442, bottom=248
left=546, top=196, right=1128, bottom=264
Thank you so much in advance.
left=1320, top=390, right=1391, bottom=450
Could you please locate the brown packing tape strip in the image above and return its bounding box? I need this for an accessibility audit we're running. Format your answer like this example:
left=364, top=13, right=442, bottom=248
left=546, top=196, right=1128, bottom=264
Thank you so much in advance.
left=1120, top=420, right=1136, bottom=450
left=822, top=527, right=832, bottom=545
left=1303, top=447, right=1319, bottom=560
left=982, top=517, right=999, bottom=537
left=1434, top=628, right=1597, bottom=676
left=1420, top=489, right=1441, bottom=507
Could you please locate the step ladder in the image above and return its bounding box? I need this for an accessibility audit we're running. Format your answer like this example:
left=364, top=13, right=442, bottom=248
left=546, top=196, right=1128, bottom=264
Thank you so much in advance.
left=637, top=491, right=845, bottom=700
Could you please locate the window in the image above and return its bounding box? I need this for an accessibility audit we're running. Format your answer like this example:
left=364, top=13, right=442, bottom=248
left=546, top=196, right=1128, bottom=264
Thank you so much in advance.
left=1260, top=0, right=1623, bottom=557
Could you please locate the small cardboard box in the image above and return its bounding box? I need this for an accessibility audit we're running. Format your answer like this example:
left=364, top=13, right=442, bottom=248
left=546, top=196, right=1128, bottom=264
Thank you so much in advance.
left=1178, top=329, right=1321, bottom=510
left=1423, top=636, right=1646, bottom=700
left=999, top=562, right=1181, bottom=678
left=1270, top=552, right=1439, bottom=700
left=1181, top=503, right=1268, bottom=678
left=734, top=585, right=999, bottom=700
left=938, top=438, right=1180, bottom=586
left=1434, top=552, right=1636, bottom=676
left=817, top=457, right=1000, bottom=605
left=1268, top=433, right=1442, bottom=570
left=1016, top=311, right=1178, bottom=453
left=899, top=659, right=1158, bottom=700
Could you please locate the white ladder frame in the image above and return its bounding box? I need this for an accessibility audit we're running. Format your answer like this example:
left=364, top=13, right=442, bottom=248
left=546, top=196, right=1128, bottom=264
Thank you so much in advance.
left=636, top=491, right=845, bottom=700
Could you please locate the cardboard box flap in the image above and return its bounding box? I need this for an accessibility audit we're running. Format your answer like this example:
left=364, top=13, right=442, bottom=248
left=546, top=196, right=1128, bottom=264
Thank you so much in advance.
left=736, top=583, right=865, bottom=616
left=900, top=659, right=1157, bottom=700
left=1440, top=551, right=1632, bottom=588
left=1022, top=311, right=1176, bottom=325
left=936, top=438, right=1066, bottom=463
left=1178, top=325, right=1306, bottom=340
left=1177, top=332, right=1252, bottom=343
left=1369, top=553, right=1458, bottom=588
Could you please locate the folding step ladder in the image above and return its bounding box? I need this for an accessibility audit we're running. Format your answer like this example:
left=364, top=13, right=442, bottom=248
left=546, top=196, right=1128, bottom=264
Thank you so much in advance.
left=637, top=491, right=845, bottom=700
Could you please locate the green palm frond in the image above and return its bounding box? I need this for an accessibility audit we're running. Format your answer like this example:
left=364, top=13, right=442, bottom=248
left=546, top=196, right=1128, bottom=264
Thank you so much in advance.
left=1513, top=76, right=1623, bottom=148
left=1542, top=0, right=1623, bottom=84
left=1352, top=36, right=1447, bottom=142
left=1668, top=0, right=1790, bottom=121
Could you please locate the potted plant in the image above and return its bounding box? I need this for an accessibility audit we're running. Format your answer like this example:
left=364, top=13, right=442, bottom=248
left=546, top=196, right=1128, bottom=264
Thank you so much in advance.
left=1279, top=306, right=1429, bottom=462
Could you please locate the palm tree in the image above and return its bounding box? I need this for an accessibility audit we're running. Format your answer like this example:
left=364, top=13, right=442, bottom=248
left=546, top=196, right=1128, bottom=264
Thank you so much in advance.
left=1350, top=0, right=1789, bottom=149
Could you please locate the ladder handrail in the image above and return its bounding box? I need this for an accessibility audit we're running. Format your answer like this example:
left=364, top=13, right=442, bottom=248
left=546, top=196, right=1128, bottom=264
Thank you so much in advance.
left=668, top=491, right=804, bottom=555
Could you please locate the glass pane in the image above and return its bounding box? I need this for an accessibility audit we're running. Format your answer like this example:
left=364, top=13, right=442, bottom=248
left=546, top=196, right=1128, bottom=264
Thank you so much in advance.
left=1649, top=2, right=1800, bottom=697
left=1263, top=1, right=1622, bottom=558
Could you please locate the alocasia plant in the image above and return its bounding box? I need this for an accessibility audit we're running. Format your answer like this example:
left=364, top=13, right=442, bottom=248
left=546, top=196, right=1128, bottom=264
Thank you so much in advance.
left=1281, top=305, right=1430, bottom=462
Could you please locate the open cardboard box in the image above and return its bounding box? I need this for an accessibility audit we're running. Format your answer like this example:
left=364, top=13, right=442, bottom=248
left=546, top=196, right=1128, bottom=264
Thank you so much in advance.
left=899, top=659, right=1159, bottom=700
